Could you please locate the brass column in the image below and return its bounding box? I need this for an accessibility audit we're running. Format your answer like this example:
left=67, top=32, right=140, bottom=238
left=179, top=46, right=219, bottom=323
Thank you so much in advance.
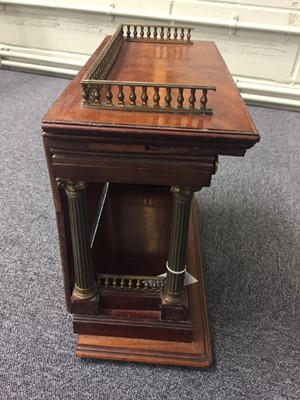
left=163, top=186, right=197, bottom=304
left=57, top=179, right=98, bottom=300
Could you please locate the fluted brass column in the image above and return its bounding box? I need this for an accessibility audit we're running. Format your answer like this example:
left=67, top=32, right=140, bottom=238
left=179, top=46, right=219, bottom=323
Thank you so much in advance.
left=163, top=186, right=198, bottom=304
left=57, top=179, right=98, bottom=300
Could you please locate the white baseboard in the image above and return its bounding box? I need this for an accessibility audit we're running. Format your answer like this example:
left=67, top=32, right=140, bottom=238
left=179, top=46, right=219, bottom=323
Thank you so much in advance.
left=235, top=78, right=300, bottom=111
left=0, top=45, right=87, bottom=77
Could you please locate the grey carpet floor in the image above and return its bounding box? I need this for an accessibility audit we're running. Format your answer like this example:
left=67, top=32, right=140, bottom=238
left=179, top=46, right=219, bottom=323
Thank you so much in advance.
left=0, top=70, right=299, bottom=400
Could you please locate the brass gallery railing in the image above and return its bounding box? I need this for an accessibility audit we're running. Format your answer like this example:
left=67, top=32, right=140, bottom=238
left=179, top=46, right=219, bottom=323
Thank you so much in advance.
left=81, top=24, right=216, bottom=115
left=124, top=24, right=193, bottom=44
left=97, top=273, right=165, bottom=291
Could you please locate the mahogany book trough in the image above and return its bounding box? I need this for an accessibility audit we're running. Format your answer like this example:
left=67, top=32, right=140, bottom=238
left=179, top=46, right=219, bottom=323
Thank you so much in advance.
left=42, top=24, right=259, bottom=367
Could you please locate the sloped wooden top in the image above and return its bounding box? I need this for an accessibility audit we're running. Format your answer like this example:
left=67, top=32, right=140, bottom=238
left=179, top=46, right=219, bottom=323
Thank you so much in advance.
left=43, top=36, right=259, bottom=153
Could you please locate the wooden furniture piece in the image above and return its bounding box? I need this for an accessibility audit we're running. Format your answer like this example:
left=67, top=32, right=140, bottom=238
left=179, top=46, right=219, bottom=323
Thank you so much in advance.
left=42, top=25, right=259, bottom=368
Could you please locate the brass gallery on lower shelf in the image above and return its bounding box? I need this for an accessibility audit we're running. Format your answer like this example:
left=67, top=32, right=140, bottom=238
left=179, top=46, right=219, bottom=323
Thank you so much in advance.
left=97, top=273, right=165, bottom=291
left=81, top=23, right=216, bottom=114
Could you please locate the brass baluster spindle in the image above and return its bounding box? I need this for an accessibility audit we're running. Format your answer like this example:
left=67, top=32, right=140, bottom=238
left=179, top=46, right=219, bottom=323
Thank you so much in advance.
left=128, top=279, right=132, bottom=289
left=174, top=27, right=178, bottom=39
left=187, top=28, right=192, bottom=42
left=133, top=25, right=138, bottom=38
left=140, top=26, right=144, bottom=37
left=144, top=280, right=149, bottom=289
left=154, top=26, right=158, bottom=38
left=200, top=89, right=208, bottom=110
left=147, top=26, right=151, bottom=38
left=106, top=84, right=113, bottom=105
left=177, top=88, right=184, bottom=108
left=121, top=279, right=125, bottom=289
left=129, top=86, right=137, bottom=106
left=136, top=279, right=141, bottom=289
left=117, top=85, right=125, bottom=106
left=141, top=86, right=148, bottom=106
left=126, top=25, right=131, bottom=38
left=105, top=277, right=109, bottom=287
left=82, top=84, right=89, bottom=103
left=167, top=27, right=171, bottom=39
left=160, top=26, right=164, bottom=39
left=189, top=88, right=196, bottom=108
left=94, top=85, right=100, bottom=103
left=89, top=84, right=95, bottom=102
left=180, top=28, right=185, bottom=40
left=113, top=278, right=117, bottom=288
left=165, top=87, right=172, bottom=108
left=153, top=87, right=160, bottom=107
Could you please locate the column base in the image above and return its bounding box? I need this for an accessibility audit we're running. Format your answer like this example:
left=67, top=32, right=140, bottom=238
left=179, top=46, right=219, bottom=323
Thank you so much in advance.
left=162, top=287, right=186, bottom=305
left=70, top=291, right=101, bottom=315
left=160, top=291, right=189, bottom=321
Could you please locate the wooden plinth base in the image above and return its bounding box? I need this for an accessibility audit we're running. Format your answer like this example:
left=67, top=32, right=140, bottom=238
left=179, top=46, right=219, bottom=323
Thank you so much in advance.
left=76, top=201, right=212, bottom=368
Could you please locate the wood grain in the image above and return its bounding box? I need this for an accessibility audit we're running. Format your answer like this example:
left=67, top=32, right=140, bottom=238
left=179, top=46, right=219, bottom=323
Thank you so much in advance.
left=42, top=37, right=260, bottom=156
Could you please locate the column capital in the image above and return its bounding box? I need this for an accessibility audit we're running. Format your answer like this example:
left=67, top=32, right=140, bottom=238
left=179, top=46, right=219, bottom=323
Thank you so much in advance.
left=170, top=186, right=201, bottom=196
left=56, top=178, right=87, bottom=195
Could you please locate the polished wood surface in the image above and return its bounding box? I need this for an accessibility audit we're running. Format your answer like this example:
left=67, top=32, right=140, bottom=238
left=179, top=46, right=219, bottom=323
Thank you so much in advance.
left=43, top=37, right=259, bottom=156
left=91, top=184, right=172, bottom=277
left=74, top=183, right=171, bottom=281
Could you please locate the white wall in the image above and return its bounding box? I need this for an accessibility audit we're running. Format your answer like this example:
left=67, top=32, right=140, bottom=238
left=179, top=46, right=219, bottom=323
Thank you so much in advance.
left=1, top=0, right=300, bottom=109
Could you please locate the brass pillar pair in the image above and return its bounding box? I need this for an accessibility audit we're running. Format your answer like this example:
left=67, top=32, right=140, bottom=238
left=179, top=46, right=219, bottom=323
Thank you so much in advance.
left=57, top=178, right=198, bottom=307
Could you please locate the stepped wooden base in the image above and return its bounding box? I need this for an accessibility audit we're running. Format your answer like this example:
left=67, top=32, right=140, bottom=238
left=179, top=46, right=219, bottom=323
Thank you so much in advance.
left=76, top=202, right=212, bottom=368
